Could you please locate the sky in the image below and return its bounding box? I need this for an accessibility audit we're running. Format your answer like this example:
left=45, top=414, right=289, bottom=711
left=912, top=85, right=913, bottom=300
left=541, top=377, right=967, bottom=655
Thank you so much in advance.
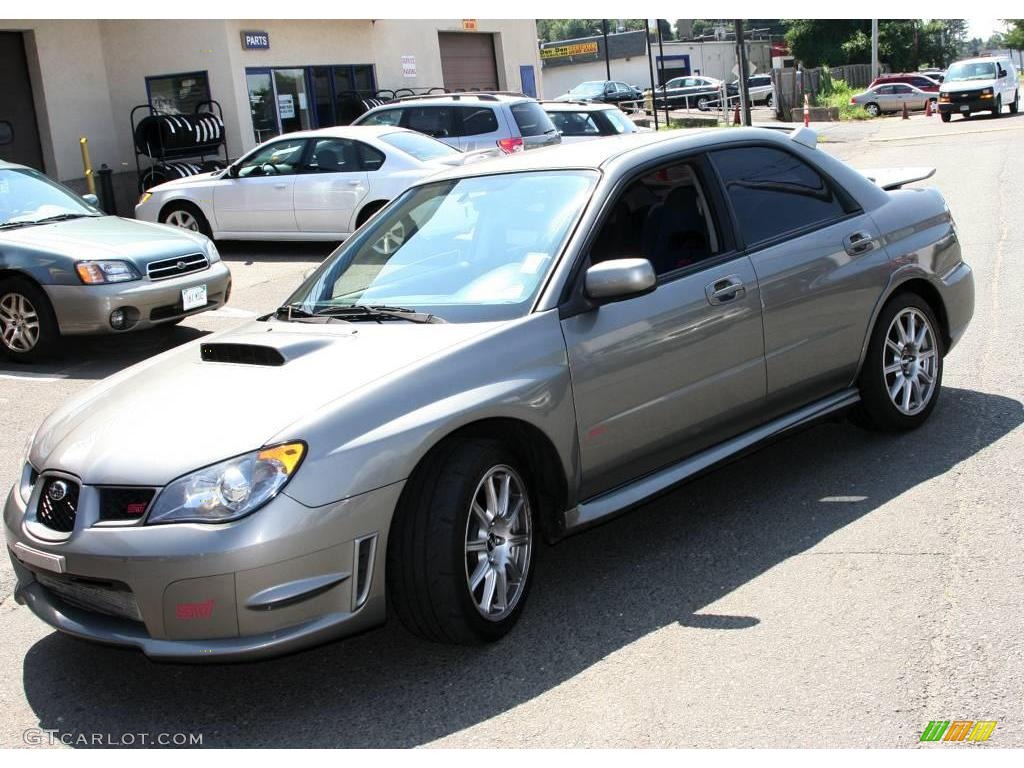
left=966, top=18, right=1005, bottom=40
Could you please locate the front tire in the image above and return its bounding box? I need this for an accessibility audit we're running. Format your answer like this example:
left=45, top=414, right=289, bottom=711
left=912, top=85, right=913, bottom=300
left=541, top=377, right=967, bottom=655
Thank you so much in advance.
left=0, top=277, right=60, bottom=363
left=853, top=292, right=943, bottom=431
left=992, top=95, right=1002, bottom=117
left=160, top=202, right=213, bottom=239
left=940, top=111, right=951, bottom=123
left=387, top=438, right=536, bottom=644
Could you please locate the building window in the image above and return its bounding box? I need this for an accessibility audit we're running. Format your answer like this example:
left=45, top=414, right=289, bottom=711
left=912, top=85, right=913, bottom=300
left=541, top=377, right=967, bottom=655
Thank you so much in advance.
left=146, top=71, right=211, bottom=115
left=247, top=65, right=376, bottom=144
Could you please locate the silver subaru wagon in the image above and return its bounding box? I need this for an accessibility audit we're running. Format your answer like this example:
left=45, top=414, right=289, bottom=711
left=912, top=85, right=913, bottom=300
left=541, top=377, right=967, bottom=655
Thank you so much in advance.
left=5, top=128, right=974, bottom=660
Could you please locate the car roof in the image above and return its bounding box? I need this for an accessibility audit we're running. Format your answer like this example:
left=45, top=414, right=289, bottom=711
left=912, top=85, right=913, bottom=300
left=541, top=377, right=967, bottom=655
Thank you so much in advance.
left=259, top=125, right=415, bottom=141
left=391, top=92, right=532, bottom=106
left=421, top=127, right=807, bottom=184
left=541, top=101, right=620, bottom=112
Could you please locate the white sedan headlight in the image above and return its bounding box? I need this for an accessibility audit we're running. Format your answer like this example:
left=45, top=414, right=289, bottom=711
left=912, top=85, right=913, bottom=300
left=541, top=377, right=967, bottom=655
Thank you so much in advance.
left=147, top=443, right=305, bottom=525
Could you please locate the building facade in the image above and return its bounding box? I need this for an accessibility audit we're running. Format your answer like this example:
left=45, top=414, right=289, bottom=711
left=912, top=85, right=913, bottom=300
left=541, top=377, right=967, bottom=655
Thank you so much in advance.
left=540, top=31, right=771, bottom=99
left=0, top=19, right=542, bottom=197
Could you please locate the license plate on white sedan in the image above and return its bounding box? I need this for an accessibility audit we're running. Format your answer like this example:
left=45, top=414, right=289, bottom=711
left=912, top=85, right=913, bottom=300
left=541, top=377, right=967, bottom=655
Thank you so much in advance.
left=182, top=285, right=207, bottom=311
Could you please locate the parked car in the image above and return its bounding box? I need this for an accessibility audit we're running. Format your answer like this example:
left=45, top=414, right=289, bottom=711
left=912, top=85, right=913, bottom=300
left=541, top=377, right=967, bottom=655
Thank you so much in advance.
left=920, top=69, right=945, bottom=83
left=0, top=160, right=230, bottom=362
left=6, top=128, right=973, bottom=660
left=647, top=76, right=724, bottom=111
left=542, top=101, right=647, bottom=142
left=937, top=56, right=1020, bottom=122
left=867, top=73, right=941, bottom=93
left=725, top=74, right=775, bottom=107
left=353, top=93, right=560, bottom=154
left=136, top=126, right=494, bottom=242
left=553, top=80, right=644, bottom=108
left=850, top=83, right=937, bottom=116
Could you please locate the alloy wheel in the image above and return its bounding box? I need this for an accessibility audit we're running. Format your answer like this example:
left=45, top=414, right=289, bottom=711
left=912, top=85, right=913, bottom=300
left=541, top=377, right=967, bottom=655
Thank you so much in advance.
left=866, top=103, right=880, bottom=117
left=372, top=220, right=406, bottom=256
left=0, top=292, right=41, bottom=353
left=464, top=464, right=532, bottom=621
left=883, top=307, right=938, bottom=416
left=165, top=209, right=198, bottom=231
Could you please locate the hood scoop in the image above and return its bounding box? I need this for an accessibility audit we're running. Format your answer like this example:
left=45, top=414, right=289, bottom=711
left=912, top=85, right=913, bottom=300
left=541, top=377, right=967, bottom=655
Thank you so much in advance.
left=200, top=343, right=286, bottom=366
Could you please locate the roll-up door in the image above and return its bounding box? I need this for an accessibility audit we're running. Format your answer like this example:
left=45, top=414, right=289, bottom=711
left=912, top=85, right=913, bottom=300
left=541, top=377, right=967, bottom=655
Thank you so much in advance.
left=438, top=32, right=499, bottom=91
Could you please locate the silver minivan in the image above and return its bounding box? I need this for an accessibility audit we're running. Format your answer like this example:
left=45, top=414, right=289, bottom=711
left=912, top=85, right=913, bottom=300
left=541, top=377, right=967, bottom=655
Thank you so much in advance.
left=353, top=93, right=561, bottom=153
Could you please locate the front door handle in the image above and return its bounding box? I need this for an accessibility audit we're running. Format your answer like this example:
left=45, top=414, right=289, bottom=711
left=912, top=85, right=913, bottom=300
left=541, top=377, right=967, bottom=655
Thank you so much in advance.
left=844, top=230, right=875, bottom=256
left=705, top=275, right=746, bottom=305
left=273, top=183, right=288, bottom=190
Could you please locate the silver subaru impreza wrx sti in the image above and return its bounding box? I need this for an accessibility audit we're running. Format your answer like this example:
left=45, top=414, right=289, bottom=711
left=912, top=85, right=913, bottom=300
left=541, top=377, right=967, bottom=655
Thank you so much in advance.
left=5, top=128, right=973, bottom=661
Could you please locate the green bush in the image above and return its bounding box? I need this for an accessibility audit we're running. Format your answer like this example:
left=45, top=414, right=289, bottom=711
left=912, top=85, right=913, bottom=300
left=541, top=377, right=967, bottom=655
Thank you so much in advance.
left=816, top=78, right=875, bottom=120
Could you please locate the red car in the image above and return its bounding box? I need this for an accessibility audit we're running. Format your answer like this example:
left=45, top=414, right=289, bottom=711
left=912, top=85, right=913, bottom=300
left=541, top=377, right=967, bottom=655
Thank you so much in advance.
left=868, top=73, right=941, bottom=93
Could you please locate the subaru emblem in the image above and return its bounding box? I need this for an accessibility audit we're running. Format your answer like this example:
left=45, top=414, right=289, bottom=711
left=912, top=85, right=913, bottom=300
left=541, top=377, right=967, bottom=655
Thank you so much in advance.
left=177, top=261, right=187, bottom=270
left=47, top=480, right=68, bottom=502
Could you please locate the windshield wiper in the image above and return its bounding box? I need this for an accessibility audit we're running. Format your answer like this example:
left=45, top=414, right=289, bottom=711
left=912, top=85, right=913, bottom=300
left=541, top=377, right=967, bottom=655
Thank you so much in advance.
left=314, top=304, right=446, bottom=324
left=6, top=213, right=99, bottom=228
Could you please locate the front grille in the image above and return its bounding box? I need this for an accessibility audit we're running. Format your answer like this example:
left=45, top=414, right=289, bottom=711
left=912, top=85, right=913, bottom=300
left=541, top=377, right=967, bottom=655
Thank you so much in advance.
left=35, top=571, right=143, bottom=623
left=146, top=252, right=209, bottom=281
left=98, top=487, right=156, bottom=522
left=951, top=89, right=981, bottom=101
left=37, top=477, right=80, bottom=533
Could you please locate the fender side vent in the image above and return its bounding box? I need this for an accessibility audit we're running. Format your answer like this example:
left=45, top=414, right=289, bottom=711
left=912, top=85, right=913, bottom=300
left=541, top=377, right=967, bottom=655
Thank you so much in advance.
left=200, top=343, right=286, bottom=366
left=352, top=534, right=378, bottom=611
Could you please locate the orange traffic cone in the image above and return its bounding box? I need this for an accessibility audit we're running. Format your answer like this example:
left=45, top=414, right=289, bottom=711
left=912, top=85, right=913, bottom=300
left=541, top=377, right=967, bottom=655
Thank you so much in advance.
left=925, top=99, right=932, bottom=117
left=733, top=103, right=740, bottom=124
left=902, top=101, right=910, bottom=119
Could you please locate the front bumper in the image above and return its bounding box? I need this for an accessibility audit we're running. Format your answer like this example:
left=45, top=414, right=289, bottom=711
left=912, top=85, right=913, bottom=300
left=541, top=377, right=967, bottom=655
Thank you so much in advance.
left=4, top=479, right=403, bottom=661
left=938, top=98, right=995, bottom=115
left=45, top=260, right=232, bottom=335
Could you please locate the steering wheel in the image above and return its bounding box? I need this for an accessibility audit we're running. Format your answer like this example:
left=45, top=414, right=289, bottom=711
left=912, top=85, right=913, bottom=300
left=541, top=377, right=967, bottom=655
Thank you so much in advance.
left=261, top=162, right=282, bottom=175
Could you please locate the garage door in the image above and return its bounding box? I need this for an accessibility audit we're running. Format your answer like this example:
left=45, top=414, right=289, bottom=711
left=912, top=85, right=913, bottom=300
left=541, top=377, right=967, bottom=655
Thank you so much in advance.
left=438, top=32, right=499, bottom=91
left=0, top=32, right=44, bottom=171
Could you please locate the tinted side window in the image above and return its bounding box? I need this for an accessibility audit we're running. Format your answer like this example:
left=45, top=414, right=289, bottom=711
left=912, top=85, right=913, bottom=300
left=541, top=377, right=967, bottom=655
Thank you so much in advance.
left=711, top=146, right=849, bottom=246
left=357, top=142, right=386, bottom=171
left=459, top=106, right=499, bottom=135
left=510, top=102, right=555, bottom=137
left=359, top=108, right=403, bottom=127
left=404, top=107, right=457, bottom=138
left=591, top=162, right=722, bottom=276
left=549, top=111, right=600, bottom=136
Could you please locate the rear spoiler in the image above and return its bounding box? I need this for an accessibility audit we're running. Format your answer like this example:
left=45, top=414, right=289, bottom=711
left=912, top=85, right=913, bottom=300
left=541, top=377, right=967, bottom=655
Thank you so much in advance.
left=858, top=167, right=936, bottom=190
left=436, top=147, right=504, bottom=166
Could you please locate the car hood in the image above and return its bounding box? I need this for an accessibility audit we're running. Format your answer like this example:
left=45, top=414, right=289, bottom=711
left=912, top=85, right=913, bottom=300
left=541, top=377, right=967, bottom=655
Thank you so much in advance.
left=150, top=170, right=222, bottom=190
left=0, top=215, right=209, bottom=263
left=941, top=80, right=996, bottom=93
left=30, top=318, right=500, bottom=486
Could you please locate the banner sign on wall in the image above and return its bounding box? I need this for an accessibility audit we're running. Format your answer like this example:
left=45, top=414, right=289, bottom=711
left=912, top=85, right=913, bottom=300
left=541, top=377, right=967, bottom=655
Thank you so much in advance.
left=401, top=55, right=417, bottom=78
left=540, top=41, right=599, bottom=60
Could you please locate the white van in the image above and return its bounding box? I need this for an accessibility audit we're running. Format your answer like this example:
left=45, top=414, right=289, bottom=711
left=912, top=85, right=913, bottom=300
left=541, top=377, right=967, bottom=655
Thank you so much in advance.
left=938, top=56, right=1019, bottom=122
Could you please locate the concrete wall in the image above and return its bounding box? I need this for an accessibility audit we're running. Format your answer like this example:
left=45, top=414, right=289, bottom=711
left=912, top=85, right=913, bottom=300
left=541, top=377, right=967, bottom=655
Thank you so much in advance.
left=0, top=20, right=118, bottom=182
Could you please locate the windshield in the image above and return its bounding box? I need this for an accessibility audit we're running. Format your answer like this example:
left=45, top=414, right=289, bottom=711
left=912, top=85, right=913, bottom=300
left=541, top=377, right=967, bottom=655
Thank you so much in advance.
left=285, top=170, right=597, bottom=322
left=0, top=168, right=100, bottom=227
left=945, top=61, right=997, bottom=82
left=380, top=131, right=460, bottom=162
left=603, top=108, right=636, bottom=134
left=569, top=82, right=606, bottom=97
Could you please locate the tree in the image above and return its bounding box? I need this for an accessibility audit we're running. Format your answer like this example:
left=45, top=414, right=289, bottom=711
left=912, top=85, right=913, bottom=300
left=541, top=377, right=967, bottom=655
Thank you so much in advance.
left=1000, top=20, right=1024, bottom=49
left=783, top=20, right=868, bottom=67
left=784, top=19, right=967, bottom=70
left=535, top=19, right=646, bottom=43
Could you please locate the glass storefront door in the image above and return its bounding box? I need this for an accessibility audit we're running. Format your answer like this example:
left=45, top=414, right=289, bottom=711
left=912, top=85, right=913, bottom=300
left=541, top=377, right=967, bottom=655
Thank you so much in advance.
left=245, top=68, right=313, bottom=143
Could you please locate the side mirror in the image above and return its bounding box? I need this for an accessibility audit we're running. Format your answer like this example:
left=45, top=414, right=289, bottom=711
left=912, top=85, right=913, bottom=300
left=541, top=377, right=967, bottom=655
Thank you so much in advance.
left=584, top=258, right=656, bottom=304
left=998, top=68, right=1007, bottom=78
left=82, top=193, right=100, bottom=207
left=226, top=164, right=240, bottom=178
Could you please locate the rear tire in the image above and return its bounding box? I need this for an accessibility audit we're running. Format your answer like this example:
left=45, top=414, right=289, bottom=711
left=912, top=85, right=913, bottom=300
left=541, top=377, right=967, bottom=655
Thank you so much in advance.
left=940, top=112, right=951, bottom=123
left=696, top=96, right=710, bottom=111
left=387, top=438, right=537, bottom=645
left=0, top=277, right=61, bottom=363
left=160, top=202, right=213, bottom=239
left=355, top=200, right=389, bottom=229
left=852, top=292, right=943, bottom=431
left=865, top=102, right=880, bottom=117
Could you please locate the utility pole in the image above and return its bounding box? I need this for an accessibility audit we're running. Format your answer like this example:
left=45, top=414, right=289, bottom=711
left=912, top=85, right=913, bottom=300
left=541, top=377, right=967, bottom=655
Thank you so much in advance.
left=601, top=19, right=611, bottom=81
left=645, top=20, right=659, bottom=131
left=657, top=20, right=669, bottom=127
left=734, top=20, right=752, bottom=125
left=871, top=19, right=879, bottom=79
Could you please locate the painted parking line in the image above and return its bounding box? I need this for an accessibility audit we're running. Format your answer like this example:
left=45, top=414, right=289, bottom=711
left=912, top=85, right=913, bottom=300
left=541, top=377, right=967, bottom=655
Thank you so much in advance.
left=0, top=371, right=68, bottom=382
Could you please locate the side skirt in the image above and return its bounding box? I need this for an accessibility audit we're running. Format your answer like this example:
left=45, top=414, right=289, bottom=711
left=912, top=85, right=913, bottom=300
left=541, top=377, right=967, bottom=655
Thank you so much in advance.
left=562, top=388, right=861, bottom=534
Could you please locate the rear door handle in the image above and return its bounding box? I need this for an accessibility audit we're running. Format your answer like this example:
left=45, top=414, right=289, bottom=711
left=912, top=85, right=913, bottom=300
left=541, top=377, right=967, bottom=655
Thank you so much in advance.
left=273, top=183, right=288, bottom=190
left=705, top=275, right=746, bottom=305
left=844, top=230, right=875, bottom=256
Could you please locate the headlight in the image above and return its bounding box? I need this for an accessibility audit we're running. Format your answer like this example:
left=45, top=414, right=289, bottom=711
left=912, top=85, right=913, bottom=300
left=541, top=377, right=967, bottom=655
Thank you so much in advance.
left=206, top=240, right=221, bottom=263
left=75, top=260, right=141, bottom=284
left=147, top=442, right=306, bottom=525
left=138, top=192, right=152, bottom=206
left=980, top=87, right=994, bottom=98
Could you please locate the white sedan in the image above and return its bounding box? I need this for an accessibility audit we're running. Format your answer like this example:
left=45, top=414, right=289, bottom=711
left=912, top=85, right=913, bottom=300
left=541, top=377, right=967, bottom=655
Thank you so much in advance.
left=136, top=126, right=484, bottom=241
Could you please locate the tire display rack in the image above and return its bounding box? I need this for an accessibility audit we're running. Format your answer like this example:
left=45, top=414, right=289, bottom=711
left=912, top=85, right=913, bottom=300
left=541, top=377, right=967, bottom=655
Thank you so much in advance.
left=131, top=100, right=228, bottom=192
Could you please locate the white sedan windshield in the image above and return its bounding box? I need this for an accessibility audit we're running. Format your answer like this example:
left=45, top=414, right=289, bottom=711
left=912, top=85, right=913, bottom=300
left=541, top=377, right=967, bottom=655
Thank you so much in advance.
left=290, top=170, right=597, bottom=322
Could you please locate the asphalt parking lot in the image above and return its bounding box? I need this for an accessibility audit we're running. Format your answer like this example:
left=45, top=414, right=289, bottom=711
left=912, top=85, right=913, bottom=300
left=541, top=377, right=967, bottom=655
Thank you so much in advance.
left=1, top=111, right=1022, bottom=748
